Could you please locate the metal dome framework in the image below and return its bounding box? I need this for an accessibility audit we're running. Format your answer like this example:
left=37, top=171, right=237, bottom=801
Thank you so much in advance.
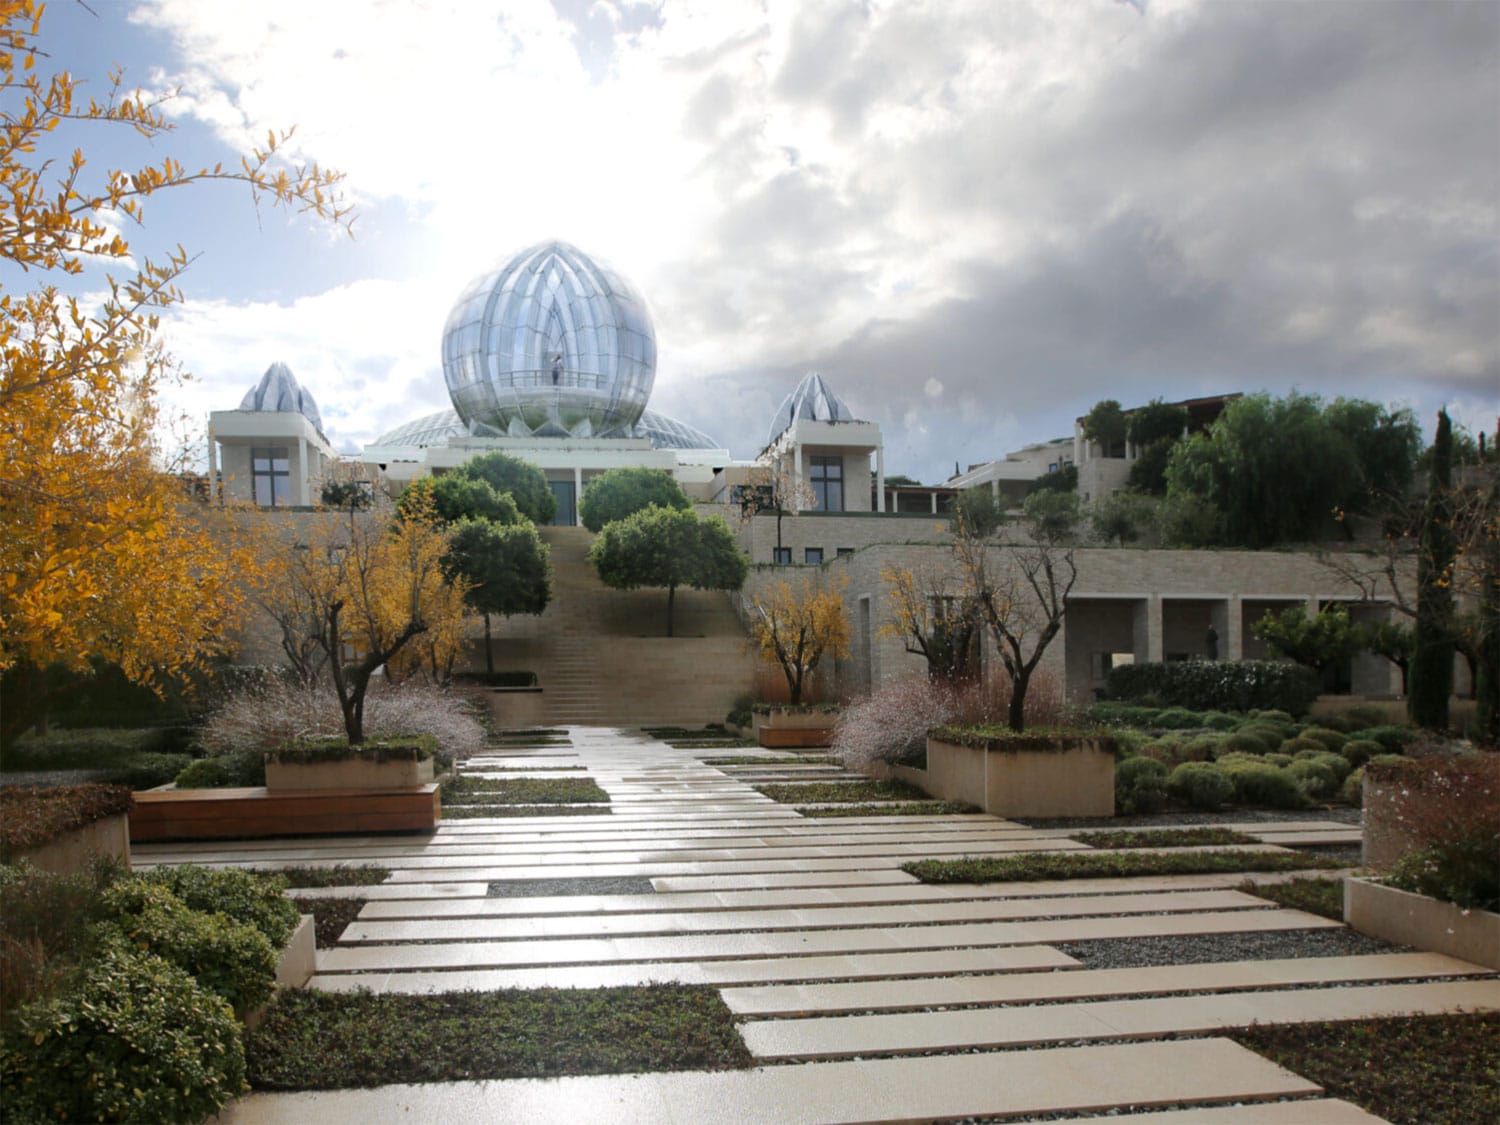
left=442, top=241, right=656, bottom=439
left=372, top=407, right=719, bottom=453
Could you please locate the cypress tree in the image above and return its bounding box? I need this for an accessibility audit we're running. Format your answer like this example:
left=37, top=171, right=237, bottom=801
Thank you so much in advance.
left=1409, top=409, right=1456, bottom=730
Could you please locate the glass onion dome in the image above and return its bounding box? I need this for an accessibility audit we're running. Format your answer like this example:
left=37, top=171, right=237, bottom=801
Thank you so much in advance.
left=373, top=407, right=719, bottom=452
left=441, top=241, right=656, bottom=439
left=240, top=361, right=325, bottom=433
left=767, top=372, right=855, bottom=445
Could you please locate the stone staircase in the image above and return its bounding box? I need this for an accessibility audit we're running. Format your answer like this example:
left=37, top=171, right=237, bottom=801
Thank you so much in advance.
left=483, top=526, right=758, bottom=728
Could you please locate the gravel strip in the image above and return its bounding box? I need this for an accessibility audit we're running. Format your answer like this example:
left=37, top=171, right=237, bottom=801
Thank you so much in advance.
left=1054, top=926, right=1403, bottom=970
left=487, top=877, right=657, bottom=897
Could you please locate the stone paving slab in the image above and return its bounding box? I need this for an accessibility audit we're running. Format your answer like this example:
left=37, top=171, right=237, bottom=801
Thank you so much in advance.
left=720, top=951, right=1491, bottom=1016
left=309, top=944, right=1081, bottom=994
left=650, top=870, right=919, bottom=892
left=315, top=909, right=1338, bottom=974
left=343, top=890, right=1269, bottom=942
left=740, top=979, right=1500, bottom=1059
left=214, top=1038, right=1323, bottom=1125
left=1060, top=1101, right=1389, bottom=1124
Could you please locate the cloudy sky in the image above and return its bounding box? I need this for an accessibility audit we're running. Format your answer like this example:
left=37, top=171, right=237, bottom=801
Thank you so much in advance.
left=35, top=0, right=1500, bottom=482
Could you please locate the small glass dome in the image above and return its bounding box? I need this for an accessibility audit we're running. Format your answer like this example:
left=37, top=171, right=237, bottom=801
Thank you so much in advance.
left=240, top=361, right=324, bottom=432
left=767, top=372, right=856, bottom=445
left=441, top=241, right=656, bottom=439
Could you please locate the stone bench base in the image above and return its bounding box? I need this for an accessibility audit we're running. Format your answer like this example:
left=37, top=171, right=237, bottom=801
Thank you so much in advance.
left=130, top=785, right=440, bottom=841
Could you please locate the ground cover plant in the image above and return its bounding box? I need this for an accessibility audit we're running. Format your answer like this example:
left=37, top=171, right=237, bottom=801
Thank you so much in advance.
left=669, top=739, right=758, bottom=750
left=754, top=779, right=929, bottom=803
left=245, top=985, right=752, bottom=1088
left=441, top=775, right=609, bottom=804
left=1, top=728, right=193, bottom=789
left=289, top=896, right=365, bottom=947
left=701, top=755, right=804, bottom=766
left=1070, top=827, right=1256, bottom=849
left=265, top=864, right=391, bottom=887
left=799, top=801, right=979, bottom=817
left=0, top=783, right=134, bottom=859
left=1232, top=1013, right=1500, bottom=1125
left=443, top=804, right=606, bottom=819
left=1238, top=875, right=1346, bottom=920
left=903, top=849, right=1341, bottom=883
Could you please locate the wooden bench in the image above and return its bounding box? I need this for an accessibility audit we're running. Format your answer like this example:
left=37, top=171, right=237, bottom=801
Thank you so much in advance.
left=130, top=785, right=440, bottom=841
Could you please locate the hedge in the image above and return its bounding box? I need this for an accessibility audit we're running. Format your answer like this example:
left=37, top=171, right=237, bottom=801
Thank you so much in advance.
left=1105, top=660, right=1320, bottom=716
left=0, top=784, right=134, bottom=860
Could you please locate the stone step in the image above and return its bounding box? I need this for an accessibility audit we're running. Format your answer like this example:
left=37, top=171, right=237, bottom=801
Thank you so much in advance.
left=720, top=951, right=1489, bottom=1015
left=739, top=979, right=1500, bottom=1059
left=213, top=1039, right=1325, bottom=1125
left=314, top=909, right=1338, bottom=974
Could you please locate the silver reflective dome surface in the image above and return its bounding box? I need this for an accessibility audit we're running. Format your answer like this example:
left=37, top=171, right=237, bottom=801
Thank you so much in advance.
left=442, top=241, right=656, bottom=439
left=372, top=407, right=718, bottom=452
left=240, top=361, right=324, bottom=432
left=768, top=372, right=855, bottom=445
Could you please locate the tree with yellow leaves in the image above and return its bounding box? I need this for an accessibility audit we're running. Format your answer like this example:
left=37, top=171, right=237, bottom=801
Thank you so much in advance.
left=749, top=578, right=851, bottom=705
left=0, top=0, right=351, bottom=742
left=254, top=493, right=468, bottom=744
left=879, top=564, right=982, bottom=685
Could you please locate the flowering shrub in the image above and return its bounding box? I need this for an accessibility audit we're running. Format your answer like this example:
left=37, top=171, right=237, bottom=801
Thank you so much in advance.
left=200, top=678, right=484, bottom=759
left=833, top=678, right=958, bottom=768
left=1368, top=754, right=1499, bottom=912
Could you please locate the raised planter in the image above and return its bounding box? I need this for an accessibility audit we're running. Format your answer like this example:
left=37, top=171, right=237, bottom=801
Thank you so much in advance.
left=919, top=734, right=1115, bottom=818
left=9, top=811, right=132, bottom=875
left=244, top=913, right=316, bottom=1031
left=265, top=749, right=434, bottom=791
left=1344, top=876, right=1500, bottom=970
left=753, top=708, right=840, bottom=748
left=486, top=686, right=546, bottom=730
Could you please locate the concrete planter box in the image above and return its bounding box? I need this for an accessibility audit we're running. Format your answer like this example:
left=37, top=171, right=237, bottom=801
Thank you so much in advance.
left=754, top=709, right=840, bottom=748
left=1361, top=774, right=1420, bottom=870
left=1344, top=877, right=1500, bottom=971
left=265, top=753, right=434, bottom=791
left=10, top=812, right=131, bottom=875
left=245, top=914, right=316, bottom=1031
left=486, top=686, right=546, bottom=730
left=918, top=736, right=1115, bottom=818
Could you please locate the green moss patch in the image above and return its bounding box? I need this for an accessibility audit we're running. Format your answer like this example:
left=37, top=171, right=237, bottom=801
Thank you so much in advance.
left=798, top=801, right=980, bottom=817
left=1238, top=875, right=1347, bottom=920
left=1232, top=1013, right=1500, bottom=1125
left=754, top=779, right=928, bottom=804
left=1070, top=827, right=1257, bottom=849
left=903, top=849, right=1341, bottom=883
left=443, top=804, right=607, bottom=819
left=245, top=986, right=752, bottom=1089
left=442, top=775, right=609, bottom=804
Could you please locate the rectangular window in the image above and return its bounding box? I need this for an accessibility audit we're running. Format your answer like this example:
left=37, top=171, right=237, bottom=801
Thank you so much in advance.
left=836, top=547, right=854, bottom=559
left=773, top=547, right=792, bottom=565
left=810, top=455, right=843, bottom=511
left=251, top=446, right=290, bottom=507
left=804, top=548, right=824, bottom=565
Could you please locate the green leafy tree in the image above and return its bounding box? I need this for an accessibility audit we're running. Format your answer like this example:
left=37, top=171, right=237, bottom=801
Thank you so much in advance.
left=1358, top=618, right=1414, bottom=696
left=953, top=488, right=1006, bottom=538
left=1410, top=409, right=1457, bottom=729
left=1122, top=397, right=1187, bottom=496
left=399, top=475, right=521, bottom=526
left=1022, top=489, right=1080, bottom=542
left=1090, top=491, right=1156, bottom=547
left=1081, top=399, right=1127, bottom=456
left=579, top=467, right=689, bottom=533
left=1325, top=398, right=1422, bottom=516
left=1252, top=604, right=1362, bottom=676
left=1030, top=464, right=1077, bottom=494
left=588, top=507, right=748, bottom=636
left=454, top=452, right=556, bottom=525
left=445, top=519, right=552, bottom=674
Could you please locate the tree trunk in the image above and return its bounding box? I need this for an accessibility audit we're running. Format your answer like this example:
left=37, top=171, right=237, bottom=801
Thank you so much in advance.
left=484, top=613, right=494, bottom=675
left=1410, top=410, right=1455, bottom=730
left=666, top=583, right=676, bottom=637
left=1008, top=668, right=1029, bottom=733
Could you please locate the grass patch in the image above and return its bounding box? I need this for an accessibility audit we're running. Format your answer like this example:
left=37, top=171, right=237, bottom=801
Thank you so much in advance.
left=1238, top=875, right=1347, bottom=920
left=442, top=775, right=609, bottom=804
left=268, top=864, right=390, bottom=888
left=754, top=779, right=928, bottom=804
left=289, top=896, right=366, bottom=948
left=668, top=739, right=757, bottom=750
left=246, top=985, right=752, bottom=1089
left=1070, top=827, right=1257, bottom=849
left=799, top=801, right=980, bottom=817
left=702, top=755, right=802, bottom=766
left=642, top=727, right=739, bottom=739
left=442, top=804, right=607, bottom=819
left=903, top=849, right=1342, bottom=883
left=1232, top=1013, right=1499, bottom=1125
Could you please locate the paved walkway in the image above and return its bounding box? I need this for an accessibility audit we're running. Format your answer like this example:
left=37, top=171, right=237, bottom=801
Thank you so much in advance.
left=134, top=727, right=1497, bottom=1124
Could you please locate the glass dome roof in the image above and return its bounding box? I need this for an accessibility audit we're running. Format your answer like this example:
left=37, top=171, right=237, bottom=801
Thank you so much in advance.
left=239, top=361, right=324, bottom=433
left=767, top=372, right=856, bottom=445
left=372, top=408, right=718, bottom=452
left=441, top=241, right=656, bottom=439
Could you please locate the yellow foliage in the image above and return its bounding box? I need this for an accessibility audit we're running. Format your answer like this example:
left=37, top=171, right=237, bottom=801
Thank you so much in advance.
left=0, top=2, right=350, bottom=689
left=748, top=577, right=850, bottom=705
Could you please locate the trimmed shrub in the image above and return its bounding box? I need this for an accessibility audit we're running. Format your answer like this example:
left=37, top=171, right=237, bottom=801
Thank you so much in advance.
left=109, top=752, right=194, bottom=790
left=1340, top=739, right=1385, bottom=769
left=1221, top=761, right=1309, bottom=809
left=1298, top=727, right=1348, bottom=753
left=1167, top=762, right=1235, bottom=810
left=1084, top=703, right=1164, bottom=729
left=174, top=751, right=266, bottom=789
left=1296, top=749, right=1352, bottom=785
left=1251, top=709, right=1297, bottom=725
left=1221, top=729, right=1273, bottom=756
left=97, top=880, right=278, bottom=1013
left=1185, top=733, right=1226, bottom=759
left=0, top=784, right=134, bottom=861
left=0, top=858, right=123, bottom=1026
left=143, top=865, right=299, bottom=949
left=0, top=943, right=246, bottom=1124
left=1116, top=756, right=1168, bottom=815
left=1201, top=711, right=1239, bottom=731
left=1355, top=725, right=1419, bottom=753
left=1279, top=736, right=1325, bottom=757
left=1341, top=766, right=1366, bottom=807
left=1106, top=661, right=1320, bottom=716
left=1287, top=758, right=1340, bottom=800
left=1263, top=752, right=1294, bottom=768
left=2, top=727, right=168, bottom=771
left=1155, top=707, right=1202, bottom=730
